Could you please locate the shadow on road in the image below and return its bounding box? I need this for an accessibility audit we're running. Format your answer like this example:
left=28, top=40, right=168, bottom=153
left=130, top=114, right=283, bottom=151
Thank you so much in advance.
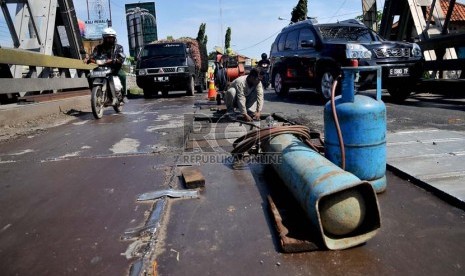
left=264, top=88, right=325, bottom=106
left=382, top=92, right=465, bottom=112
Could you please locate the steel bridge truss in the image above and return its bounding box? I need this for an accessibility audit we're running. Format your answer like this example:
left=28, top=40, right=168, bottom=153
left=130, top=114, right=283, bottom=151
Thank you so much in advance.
left=0, top=0, right=92, bottom=102
left=379, top=0, right=464, bottom=80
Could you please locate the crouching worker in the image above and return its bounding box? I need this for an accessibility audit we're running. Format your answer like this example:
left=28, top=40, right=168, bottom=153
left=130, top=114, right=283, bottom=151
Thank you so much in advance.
left=224, top=68, right=264, bottom=122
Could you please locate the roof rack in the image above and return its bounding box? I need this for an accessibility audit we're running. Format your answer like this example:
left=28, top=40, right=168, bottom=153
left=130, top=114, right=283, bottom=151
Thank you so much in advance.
left=338, top=19, right=364, bottom=25
left=283, top=17, right=319, bottom=29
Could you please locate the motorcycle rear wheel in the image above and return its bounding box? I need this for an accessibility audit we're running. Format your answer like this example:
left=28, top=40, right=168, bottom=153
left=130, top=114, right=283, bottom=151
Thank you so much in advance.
left=91, top=86, right=105, bottom=119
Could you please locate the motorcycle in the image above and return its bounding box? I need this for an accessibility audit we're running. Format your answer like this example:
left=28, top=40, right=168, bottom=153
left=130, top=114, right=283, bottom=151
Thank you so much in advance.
left=88, top=54, right=125, bottom=119
left=257, top=61, right=270, bottom=89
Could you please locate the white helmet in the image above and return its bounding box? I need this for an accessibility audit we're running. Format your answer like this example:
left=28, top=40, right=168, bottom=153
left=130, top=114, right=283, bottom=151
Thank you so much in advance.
left=102, top=27, right=117, bottom=38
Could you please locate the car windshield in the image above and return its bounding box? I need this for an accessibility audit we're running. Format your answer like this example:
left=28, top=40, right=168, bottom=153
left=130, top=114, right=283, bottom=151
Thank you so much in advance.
left=318, top=26, right=376, bottom=42
left=140, top=43, right=186, bottom=59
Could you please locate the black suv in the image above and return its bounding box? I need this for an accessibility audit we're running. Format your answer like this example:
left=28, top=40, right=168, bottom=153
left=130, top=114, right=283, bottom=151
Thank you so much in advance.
left=269, top=19, right=423, bottom=101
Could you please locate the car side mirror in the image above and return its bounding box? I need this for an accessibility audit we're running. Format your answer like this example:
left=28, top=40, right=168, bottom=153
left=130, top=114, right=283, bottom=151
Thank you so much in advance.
left=301, top=40, right=315, bottom=48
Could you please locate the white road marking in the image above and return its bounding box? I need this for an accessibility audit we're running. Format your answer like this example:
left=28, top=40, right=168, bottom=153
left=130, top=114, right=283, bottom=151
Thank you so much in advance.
left=110, top=138, right=140, bottom=154
left=146, top=121, right=184, bottom=132
left=72, top=121, right=88, bottom=126
left=9, top=149, right=34, bottom=156
left=59, top=151, right=81, bottom=158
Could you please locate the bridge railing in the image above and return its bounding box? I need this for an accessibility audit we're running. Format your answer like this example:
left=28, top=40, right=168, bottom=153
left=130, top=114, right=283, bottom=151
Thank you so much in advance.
left=0, top=47, right=96, bottom=95
left=418, top=33, right=465, bottom=72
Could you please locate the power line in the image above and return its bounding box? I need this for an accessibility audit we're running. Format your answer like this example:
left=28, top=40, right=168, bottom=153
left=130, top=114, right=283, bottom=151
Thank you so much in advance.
left=326, top=0, right=349, bottom=23
left=235, top=9, right=362, bottom=53
left=236, top=29, right=281, bottom=52
left=319, top=11, right=362, bottom=21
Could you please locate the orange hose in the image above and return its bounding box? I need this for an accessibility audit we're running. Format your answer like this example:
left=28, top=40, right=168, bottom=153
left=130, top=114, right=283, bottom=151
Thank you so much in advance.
left=330, top=77, right=345, bottom=170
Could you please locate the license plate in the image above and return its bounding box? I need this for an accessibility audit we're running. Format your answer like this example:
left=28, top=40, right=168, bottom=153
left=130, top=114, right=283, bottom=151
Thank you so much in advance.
left=389, top=67, right=409, bottom=77
left=155, top=76, right=169, bottom=82
left=90, top=71, right=107, bottom=77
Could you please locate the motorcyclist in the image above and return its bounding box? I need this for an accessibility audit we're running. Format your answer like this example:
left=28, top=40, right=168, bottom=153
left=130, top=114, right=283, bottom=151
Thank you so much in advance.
left=257, top=53, right=270, bottom=68
left=88, top=27, right=128, bottom=103
left=257, top=53, right=270, bottom=88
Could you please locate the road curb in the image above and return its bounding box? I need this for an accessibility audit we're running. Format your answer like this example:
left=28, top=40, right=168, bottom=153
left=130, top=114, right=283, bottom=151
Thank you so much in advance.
left=0, top=95, right=90, bottom=126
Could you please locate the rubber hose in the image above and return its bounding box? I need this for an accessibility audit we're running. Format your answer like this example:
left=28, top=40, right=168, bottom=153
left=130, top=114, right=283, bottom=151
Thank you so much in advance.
left=330, top=77, right=345, bottom=170
left=231, top=125, right=320, bottom=155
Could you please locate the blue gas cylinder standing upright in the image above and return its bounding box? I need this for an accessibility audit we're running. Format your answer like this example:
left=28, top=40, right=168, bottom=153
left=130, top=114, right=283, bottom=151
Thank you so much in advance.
left=324, top=66, right=387, bottom=193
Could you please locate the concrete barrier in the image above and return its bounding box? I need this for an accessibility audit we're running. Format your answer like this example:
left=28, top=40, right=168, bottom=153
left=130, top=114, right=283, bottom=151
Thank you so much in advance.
left=0, top=95, right=90, bottom=127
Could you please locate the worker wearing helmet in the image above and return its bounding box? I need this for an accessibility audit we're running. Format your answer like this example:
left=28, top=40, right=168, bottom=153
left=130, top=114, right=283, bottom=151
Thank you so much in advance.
left=257, top=53, right=270, bottom=68
left=89, top=27, right=128, bottom=103
left=257, top=53, right=271, bottom=89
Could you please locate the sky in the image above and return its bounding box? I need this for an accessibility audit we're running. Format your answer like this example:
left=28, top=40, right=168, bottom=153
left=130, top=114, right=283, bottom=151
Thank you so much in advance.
left=0, top=0, right=387, bottom=59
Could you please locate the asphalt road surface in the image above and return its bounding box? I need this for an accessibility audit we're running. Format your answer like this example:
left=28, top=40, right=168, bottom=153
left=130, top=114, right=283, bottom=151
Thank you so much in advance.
left=0, top=89, right=464, bottom=275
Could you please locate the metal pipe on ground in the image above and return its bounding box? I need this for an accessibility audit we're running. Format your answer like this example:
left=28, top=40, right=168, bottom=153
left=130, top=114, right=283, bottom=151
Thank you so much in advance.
left=264, top=133, right=381, bottom=250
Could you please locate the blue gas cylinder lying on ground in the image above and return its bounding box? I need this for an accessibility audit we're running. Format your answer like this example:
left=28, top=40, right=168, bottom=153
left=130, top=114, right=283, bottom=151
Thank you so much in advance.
left=324, top=66, right=387, bottom=193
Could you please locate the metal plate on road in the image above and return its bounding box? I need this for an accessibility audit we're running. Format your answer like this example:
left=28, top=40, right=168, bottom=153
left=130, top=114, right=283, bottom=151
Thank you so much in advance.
left=387, top=129, right=465, bottom=205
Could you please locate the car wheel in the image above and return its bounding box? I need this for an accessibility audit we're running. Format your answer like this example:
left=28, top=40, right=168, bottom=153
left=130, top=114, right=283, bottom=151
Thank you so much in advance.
left=186, top=76, right=194, bottom=96
left=318, top=68, right=340, bottom=101
left=143, top=88, right=154, bottom=99
left=162, top=89, right=169, bottom=97
left=273, top=72, right=289, bottom=96
left=201, top=76, right=207, bottom=92
left=388, top=87, right=411, bottom=103
left=196, top=85, right=203, bottom=94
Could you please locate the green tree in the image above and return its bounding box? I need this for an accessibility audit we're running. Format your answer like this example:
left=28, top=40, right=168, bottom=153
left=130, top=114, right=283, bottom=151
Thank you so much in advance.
left=196, top=23, right=207, bottom=44
left=225, top=27, right=231, bottom=50
left=290, top=0, right=308, bottom=24
left=196, top=23, right=209, bottom=72
left=208, top=51, right=217, bottom=60
left=125, top=56, right=135, bottom=66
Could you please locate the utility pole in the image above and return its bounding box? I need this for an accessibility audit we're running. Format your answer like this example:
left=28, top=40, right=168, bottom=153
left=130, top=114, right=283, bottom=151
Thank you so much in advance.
left=108, top=0, right=112, bottom=27
left=361, top=0, right=377, bottom=32
left=219, top=0, right=224, bottom=52
left=86, top=0, right=90, bottom=20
